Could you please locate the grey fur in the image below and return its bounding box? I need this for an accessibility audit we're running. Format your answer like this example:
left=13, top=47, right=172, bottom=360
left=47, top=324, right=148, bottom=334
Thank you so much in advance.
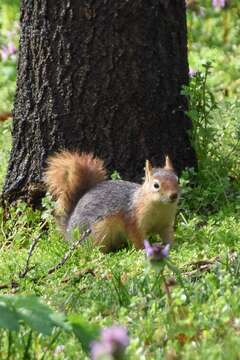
left=66, top=180, right=140, bottom=236
left=153, top=168, right=178, bottom=181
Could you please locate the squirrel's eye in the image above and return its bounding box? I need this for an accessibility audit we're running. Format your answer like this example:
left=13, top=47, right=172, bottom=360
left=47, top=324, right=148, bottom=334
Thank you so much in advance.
left=153, top=181, right=160, bottom=190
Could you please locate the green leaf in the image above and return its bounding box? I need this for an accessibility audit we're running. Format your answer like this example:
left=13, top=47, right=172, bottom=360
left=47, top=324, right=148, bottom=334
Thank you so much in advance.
left=68, top=314, right=100, bottom=353
left=49, top=312, right=71, bottom=332
left=0, top=301, right=19, bottom=331
left=14, top=296, right=68, bottom=335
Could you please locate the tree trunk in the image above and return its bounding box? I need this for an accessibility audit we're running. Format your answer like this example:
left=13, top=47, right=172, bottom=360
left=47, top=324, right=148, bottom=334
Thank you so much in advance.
left=3, top=0, right=196, bottom=204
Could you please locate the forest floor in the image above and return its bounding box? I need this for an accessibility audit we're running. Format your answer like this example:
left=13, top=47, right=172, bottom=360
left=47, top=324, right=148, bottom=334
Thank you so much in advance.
left=0, top=2, right=240, bottom=359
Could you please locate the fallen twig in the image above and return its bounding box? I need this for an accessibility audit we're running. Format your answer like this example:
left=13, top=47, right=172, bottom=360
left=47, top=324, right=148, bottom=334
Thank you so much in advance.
left=164, top=257, right=221, bottom=289
left=0, top=225, right=91, bottom=291
left=19, top=234, right=41, bottom=278
left=19, top=220, right=48, bottom=278
left=61, top=268, right=95, bottom=284
left=181, top=257, right=220, bottom=278
left=187, top=257, right=220, bottom=269
left=0, top=280, right=19, bottom=291
left=46, top=228, right=91, bottom=276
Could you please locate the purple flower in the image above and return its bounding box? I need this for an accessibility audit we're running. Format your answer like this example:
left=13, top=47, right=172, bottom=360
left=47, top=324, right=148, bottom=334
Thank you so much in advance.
left=101, top=327, right=129, bottom=348
left=7, top=42, right=17, bottom=56
left=0, top=42, right=17, bottom=62
left=212, top=0, right=226, bottom=8
left=189, top=68, right=197, bottom=77
left=144, top=240, right=170, bottom=262
left=91, top=326, right=129, bottom=360
left=0, top=46, right=9, bottom=61
left=91, top=342, right=112, bottom=360
left=5, top=31, right=12, bottom=39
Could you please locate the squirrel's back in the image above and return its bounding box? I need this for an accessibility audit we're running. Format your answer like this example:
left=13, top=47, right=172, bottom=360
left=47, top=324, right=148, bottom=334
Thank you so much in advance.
left=67, top=179, right=140, bottom=234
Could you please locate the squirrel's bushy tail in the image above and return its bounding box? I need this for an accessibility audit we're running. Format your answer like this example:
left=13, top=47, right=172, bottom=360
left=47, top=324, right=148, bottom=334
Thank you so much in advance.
left=44, top=151, right=107, bottom=219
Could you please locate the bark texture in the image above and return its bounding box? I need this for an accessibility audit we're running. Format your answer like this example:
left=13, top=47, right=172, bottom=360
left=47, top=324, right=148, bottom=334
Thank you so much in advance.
left=4, top=0, right=196, bottom=204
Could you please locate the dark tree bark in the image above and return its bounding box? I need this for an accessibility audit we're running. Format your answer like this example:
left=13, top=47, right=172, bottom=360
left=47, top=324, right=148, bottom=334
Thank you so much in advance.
left=3, top=0, right=196, bottom=204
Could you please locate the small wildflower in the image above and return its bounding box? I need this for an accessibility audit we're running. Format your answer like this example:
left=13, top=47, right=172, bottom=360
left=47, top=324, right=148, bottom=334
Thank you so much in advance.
left=144, top=240, right=170, bottom=263
left=91, top=341, right=112, bottom=360
left=212, top=0, right=226, bottom=8
left=5, top=31, right=12, bottom=39
left=91, top=326, right=129, bottom=360
left=7, top=42, right=17, bottom=56
left=189, top=68, right=197, bottom=77
left=0, top=42, right=17, bottom=61
left=0, top=46, right=9, bottom=61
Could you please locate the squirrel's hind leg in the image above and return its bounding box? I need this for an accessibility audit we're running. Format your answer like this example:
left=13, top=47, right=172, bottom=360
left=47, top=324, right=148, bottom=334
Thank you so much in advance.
left=92, top=213, right=128, bottom=253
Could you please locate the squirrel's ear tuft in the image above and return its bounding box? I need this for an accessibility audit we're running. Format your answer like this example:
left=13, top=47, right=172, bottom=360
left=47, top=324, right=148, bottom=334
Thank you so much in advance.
left=164, top=155, right=174, bottom=170
left=145, top=160, right=153, bottom=182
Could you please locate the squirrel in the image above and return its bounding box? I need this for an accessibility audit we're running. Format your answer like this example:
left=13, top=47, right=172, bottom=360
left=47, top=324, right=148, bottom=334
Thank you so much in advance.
left=44, top=151, right=180, bottom=253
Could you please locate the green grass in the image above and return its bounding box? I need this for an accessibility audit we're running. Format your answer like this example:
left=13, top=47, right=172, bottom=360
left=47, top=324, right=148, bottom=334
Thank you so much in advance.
left=0, top=197, right=240, bottom=359
left=0, top=1, right=240, bottom=359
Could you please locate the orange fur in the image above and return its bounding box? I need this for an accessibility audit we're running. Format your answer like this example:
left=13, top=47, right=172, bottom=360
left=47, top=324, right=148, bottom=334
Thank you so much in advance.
left=164, top=155, right=174, bottom=170
left=92, top=212, right=127, bottom=252
left=133, top=192, right=177, bottom=243
left=92, top=212, right=144, bottom=252
left=155, top=175, right=179, bottom=194
left=126, top=217, right=145, bottom=249
left=44, top=151, right=107, bottom=217
left=132, top=170, right=179, bottom=245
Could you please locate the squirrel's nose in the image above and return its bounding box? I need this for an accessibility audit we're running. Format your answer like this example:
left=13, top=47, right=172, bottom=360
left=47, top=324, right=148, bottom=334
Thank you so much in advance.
left=169, top=192, right=178, bottom=202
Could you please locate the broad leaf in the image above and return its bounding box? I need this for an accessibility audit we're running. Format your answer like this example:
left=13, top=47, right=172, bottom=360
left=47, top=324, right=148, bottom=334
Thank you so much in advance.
left=14, top=296, right=68, bottom=335
left=0, top=301, right=19, bottom=331
left=68, top=314, right=100, bottom=353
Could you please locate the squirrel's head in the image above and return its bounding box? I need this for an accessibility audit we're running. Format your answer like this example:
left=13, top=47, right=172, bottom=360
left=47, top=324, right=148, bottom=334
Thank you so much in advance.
left=143, top=156, right=179, bottom=205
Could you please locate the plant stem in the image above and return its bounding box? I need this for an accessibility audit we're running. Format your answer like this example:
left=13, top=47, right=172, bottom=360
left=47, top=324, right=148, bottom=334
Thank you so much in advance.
left=7, top=331, right=12, bottom=360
